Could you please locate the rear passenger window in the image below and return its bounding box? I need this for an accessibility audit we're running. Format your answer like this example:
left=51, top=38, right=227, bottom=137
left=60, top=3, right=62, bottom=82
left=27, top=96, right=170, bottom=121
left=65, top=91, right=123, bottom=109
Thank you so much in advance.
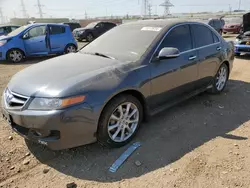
left=159, top=25, right=193, bottom=52
left=49, top=26, right=65, bottom=35
left=192, top=25, right=214, bottom=47
left=213, top=33, right=220, bottom=43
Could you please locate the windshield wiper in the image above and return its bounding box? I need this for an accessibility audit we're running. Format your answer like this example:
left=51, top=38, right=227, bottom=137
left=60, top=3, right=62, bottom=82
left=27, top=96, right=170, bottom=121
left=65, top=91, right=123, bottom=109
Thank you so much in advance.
left=82, top=52, right=116, bottom=60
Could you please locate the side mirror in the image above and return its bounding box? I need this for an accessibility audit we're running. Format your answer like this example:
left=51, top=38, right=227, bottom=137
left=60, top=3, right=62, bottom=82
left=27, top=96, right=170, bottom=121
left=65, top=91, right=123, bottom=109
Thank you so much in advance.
left=22, top=33, right=29, bottom=39
left=157, top=47, right=180, bottom=60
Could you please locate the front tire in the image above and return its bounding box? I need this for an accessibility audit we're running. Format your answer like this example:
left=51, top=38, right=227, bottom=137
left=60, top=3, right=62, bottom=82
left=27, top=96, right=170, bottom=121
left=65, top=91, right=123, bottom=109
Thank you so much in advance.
left=97, top=95, right=143, bottom=148
left=7, top=49, right=24, bottom=63
left=209, top=63, right=229, bottom=94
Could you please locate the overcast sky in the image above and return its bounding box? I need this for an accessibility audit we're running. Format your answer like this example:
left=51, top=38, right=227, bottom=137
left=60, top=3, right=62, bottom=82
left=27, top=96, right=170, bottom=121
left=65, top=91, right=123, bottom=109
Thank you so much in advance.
left=0, top=0, right=249, bottom=19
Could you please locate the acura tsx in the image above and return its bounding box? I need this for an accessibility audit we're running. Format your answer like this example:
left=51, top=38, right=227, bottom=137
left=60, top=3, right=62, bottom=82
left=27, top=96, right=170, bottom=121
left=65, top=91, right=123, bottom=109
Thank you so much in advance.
left=1, top=20, right=234, bottom=150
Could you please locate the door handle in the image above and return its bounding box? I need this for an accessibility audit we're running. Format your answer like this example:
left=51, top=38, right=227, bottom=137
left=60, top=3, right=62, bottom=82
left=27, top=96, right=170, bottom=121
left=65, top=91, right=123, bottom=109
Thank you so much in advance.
left=189, top=56, right=197, bottom=60
left=217, top=47, right=222, bottom=51
left=39, top=40, right=43, bottom=42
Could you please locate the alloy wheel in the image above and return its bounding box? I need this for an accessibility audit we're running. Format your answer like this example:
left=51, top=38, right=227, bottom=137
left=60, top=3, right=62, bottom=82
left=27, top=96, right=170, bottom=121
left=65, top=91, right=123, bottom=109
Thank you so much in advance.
left=9, top=50, right=23, bottom=63
left=216, top=66, right=227, bottom=91
left=107, top=102, right=139, bottom=143
left=66, top=45, right=76, bottom=53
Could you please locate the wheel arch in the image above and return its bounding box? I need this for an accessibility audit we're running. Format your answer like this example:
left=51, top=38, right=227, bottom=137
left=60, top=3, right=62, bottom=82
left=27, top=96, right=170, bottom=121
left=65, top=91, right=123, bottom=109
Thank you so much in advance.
left=6, top=48, right=26, bottom=60
left=98, top=89, right=148, bottom=125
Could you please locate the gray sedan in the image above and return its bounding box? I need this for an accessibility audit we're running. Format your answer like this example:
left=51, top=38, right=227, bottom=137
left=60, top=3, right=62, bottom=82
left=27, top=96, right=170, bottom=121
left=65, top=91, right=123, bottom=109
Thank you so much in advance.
left=1, top=20, right=234, bottom=150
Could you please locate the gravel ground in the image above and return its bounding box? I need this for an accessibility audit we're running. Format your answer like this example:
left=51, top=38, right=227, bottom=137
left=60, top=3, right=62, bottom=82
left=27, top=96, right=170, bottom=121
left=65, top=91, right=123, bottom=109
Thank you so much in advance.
left=1, top=39, right=250, bottom=188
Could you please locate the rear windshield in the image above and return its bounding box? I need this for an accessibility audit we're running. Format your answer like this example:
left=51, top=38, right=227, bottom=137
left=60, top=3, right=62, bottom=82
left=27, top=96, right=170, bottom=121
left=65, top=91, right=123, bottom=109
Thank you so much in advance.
left=80, top=24, right=162, bottom=62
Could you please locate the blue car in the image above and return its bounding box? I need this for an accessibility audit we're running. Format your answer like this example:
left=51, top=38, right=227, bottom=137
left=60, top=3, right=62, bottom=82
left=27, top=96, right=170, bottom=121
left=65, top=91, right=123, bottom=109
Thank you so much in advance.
left=234, top=32, right=250, bottom=56
left=0, top=23, right=78, bottom=63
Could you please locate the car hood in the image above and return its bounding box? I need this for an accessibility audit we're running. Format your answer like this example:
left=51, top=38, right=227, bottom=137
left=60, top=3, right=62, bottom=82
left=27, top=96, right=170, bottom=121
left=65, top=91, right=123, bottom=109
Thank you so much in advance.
left=225, top=23, right=241, bottom=27
left=8, top=53, right=123, bottom=98
left=0, top=35, right=12, bottom=41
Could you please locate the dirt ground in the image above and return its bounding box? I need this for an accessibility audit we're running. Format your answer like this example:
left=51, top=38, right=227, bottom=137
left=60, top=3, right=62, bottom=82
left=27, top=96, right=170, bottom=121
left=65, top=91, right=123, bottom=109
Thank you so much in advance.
left=1, top=39, right=250, bottom=188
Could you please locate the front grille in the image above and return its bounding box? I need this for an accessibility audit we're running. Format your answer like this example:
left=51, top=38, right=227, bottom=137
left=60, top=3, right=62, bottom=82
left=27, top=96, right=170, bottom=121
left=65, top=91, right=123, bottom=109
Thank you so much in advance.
left=238, top=48, right=250, bottom=52
left=4, top=89, right=29, bottom=109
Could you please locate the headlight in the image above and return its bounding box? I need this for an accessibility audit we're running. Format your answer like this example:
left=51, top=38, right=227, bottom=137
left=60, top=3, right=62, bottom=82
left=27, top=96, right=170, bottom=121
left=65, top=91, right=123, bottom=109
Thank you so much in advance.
left=28, top=96, right=86, bottom=110
left=234, top=38, right=241, bottom=45
left=0, top=40, right=7, bottom=46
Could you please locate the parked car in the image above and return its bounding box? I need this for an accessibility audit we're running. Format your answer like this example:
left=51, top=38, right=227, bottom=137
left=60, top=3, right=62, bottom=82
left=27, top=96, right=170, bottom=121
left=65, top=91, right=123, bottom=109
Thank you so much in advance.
left=234, top=13, right=250, bottom=56
left=223, top=17, right=242, bottom=34
left=1, top=20, right=234, bottom=150
left=73, top=21, right=116, bottom=42
left=0, top=23, right=77, bottom=63
left=62, top=22, right=81, bottom=32
left=0, top=25, right=20, bottom=36
left=207, top=18, right=224, bottom=34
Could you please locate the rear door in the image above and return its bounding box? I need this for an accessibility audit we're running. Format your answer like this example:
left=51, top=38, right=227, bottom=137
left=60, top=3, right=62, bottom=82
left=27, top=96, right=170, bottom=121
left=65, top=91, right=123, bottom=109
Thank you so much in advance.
left=191, top=24, right=222, bottom=88
left=48, top=25, right=67, bottom=53
left=95, top=22, right=105, bottom=36
left=23, top=25, right=49, bottom=55
left=149, top=24, right=199, bottom=108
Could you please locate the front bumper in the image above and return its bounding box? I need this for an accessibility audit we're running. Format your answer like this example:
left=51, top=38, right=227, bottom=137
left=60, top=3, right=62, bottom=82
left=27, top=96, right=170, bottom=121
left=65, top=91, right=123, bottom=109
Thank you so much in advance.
left=234, top=44, right=250, bottom=54
left=1, top=101, right=100, bottom=150
left=223, top=28, right=238, bottom=33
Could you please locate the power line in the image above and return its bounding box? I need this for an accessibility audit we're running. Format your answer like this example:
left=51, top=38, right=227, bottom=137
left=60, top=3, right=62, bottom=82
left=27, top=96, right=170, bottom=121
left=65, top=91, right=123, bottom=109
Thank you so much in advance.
left=35, top=0, right=45, bottom=18
left=20, top=0, right=28, bottom=18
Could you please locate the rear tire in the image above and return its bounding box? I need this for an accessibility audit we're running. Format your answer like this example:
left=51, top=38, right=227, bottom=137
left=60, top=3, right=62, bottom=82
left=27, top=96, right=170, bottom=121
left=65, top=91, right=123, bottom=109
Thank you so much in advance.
left=7, top=49, right=24, bottom=63
left=209, top=63, right=229, bottom=94
left=97, top=95, right=143, bottom=148
left=64, top=44, right=77, bottom=54
left=86, top=33, right=94, bottom=42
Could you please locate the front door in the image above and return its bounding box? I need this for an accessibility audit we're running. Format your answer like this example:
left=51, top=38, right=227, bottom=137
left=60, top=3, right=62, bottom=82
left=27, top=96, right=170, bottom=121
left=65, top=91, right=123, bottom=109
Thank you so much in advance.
left=23, top=25, right=49, bottom=55
left=149, top=24, right=199, bottom=109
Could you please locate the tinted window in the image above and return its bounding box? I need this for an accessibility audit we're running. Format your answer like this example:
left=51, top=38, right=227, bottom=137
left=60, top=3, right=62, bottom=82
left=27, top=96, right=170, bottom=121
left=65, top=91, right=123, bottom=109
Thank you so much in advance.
left=192, top=25, right=214, bottom=47
left=213, top=33, right=220, bottom=43
left=104, top=23, right=116, bottom=29
left=11, top=26, right=19, bottom=31
left=49, top=25, right=65, bottom=35
left=159, top=25, right=192, bottom=52
left=0, top=27, right=5, bottom=34
left=28, top=26, right=46, bottom=38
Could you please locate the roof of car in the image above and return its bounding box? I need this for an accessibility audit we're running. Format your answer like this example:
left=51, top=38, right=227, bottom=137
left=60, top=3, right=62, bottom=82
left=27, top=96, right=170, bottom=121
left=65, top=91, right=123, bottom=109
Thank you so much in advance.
left=122, top=19, right=203, bottom=29
left=0, top=24, right=20, bottom=27
left=27, top=23, right=68, bottom=27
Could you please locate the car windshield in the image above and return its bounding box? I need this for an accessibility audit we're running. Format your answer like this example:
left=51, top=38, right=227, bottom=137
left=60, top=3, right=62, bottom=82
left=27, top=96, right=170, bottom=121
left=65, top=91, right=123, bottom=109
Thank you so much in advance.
left=80, top=23, right=162, bottom=62
left=85, top=22, right=98, bottom=28
left=225, top=18, right=242, bottom=24
left=7, top=25, right=28, bottom=36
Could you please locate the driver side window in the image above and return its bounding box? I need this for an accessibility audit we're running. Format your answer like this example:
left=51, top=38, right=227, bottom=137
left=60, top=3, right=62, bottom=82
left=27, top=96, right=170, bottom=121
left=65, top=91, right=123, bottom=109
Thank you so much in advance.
left=27, top=26, right=46, bottom=38
left=157, top=24, right=193, bottom=54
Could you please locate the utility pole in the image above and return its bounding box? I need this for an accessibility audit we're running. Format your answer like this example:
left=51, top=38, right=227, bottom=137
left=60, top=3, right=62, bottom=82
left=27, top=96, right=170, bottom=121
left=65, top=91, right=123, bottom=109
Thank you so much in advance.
left=141, top=0, right=148, bottom=16
left=228, top=4, right=232, bottom=14
left=85, top=11, right=87, bottom=19
left=160, top=0, right=174, bottom=16
left=148, top=3, right=152, bottom=17
left=0, top=8, right=4, bottom=24
left=238, top=0, right=241, bottom=10
left=20, top=0, right=28, bottom=18
left=36, top=0, right=45, bottom=18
